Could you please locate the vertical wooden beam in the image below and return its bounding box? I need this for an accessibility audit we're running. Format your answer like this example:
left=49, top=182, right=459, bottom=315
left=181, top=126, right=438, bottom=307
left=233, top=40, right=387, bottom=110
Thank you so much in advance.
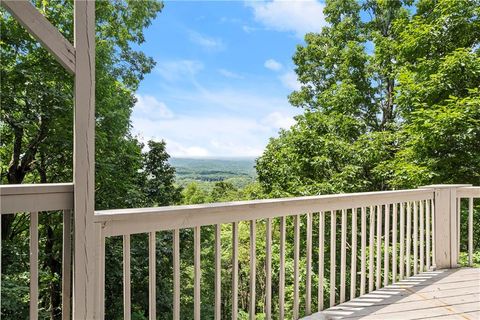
left=306, top=212, right=312, bottom=315
left=426, top=200, right=431, bottom=270
left=293, top=215, right=300, bottom=319
left=375, top=205, right=382, bottom=289
left=413, top=201, right=418, bottom=275
left=173, top=230, right=180, bottom=320
left=399, top=203, right=405, bottom=280
left=279, top=216, right=286, bottom=320
left=265, top=218, right=272, bottom=319
left=392, top=204, right=397, bottom=283
left=232, top=222, right=239, bottom=320
left=468, top=198, right=474, bottom=266
left=330, top=211, right=337, bottom=307
left=368, top=206, right=375, bottom=292
left=62, top=210, right=72, bottom=320
left=406, top=202, right=412, bottom=277
left=214, top=225, right=221, bottom=320
left=73, top=1, right=96, bottom=318
left=318, top=212, right=325, bottom=311
left=350, top=208, right=358, bottom=300
left=194, top=226, right=201, bottom=320
left=360, top=207, right=367, bottom=295
left=30, top=211, right=39, bottom=320
left=249, top=220, right=256, bottom=320
left=123, top=235, right=131, bottom=320
left=384, top=204, right=390, bottom=286
left=422, top=185, right=471, bottom=269
left=339, top=210, right=347, bottom=303
left=149, top=232, right=157, bottom=320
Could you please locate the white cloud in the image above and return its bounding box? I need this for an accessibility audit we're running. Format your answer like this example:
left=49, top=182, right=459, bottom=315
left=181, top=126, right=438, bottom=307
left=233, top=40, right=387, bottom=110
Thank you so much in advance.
left=132, top=115, right=272, bottom=157
left=218, top=69, right=244, bottom=79
left=242, top=25, right=258, bottom=33
left=155, top=60, right=203, bottom=82
left=262, top=111, right=296, bottom=129
left=247, top=0, right=327, bottom=38
left=165, top=140, right=210, bottom=157
left=280, top=71, right=301, bottom=91
left=134, top=94, right=174, bottom=119
left=264, top=59, right=283, bottom=71
left=189, top=31, right=225, bottom=51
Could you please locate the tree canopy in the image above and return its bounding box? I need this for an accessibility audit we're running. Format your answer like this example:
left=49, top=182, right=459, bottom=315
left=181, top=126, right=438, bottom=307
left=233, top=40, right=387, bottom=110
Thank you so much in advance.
left=257, top=0, right=480, bottom=196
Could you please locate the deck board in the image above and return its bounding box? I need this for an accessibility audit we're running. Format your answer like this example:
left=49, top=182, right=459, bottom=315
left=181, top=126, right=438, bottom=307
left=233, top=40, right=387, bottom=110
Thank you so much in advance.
left=303, top=268, right=480, bottom=320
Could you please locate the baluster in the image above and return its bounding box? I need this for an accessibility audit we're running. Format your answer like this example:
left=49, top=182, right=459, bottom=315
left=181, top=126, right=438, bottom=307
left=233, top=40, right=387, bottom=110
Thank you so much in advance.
left=426, top=200, right=431, bottom=270
left=406, top=203, right=412, bottom=278
left=123, top=234, right=131, bottom=320
left=350, top=208, right=358, bottom=300
left=360, top=207, right=367, bottom=295
left=432, top=199, right=436, bottom=267
left=215, top=225, right=221, bottom=320
left=340, top=210, right=347, bottom=303
left=232, top=222, right=239, bottom=320
left=384, top=204, right=390, bottom=287
left=392, top=204, right=398, bottom=283
left=330, top=211, right=337, bottom=307
left=62, top=210, right=72, bottom=320
left=376, top=205, right=382, bottom=289
left=174, top=229, right=180, bottom=320
left=306, top=212, right=312, bottom=315
left=250, top=220, right=256, bottom=320
left=265, top=218, right=272, bottom=319
left=279, top=217, right=286, bottom=320
left=420, top=201, right=425, bottom=272
left=368, top=206, right=375, bottom=292
left=318, top=212, right=325, bottom=311
left=413, top=201, right=418, bottom=275
left=98, top=229, right=105, bottom=320
left=193, top=226, right=202, bottom=320
left=149, top=232, right=157, bottom=320
left=30, top=211, right=39, bottom=320
left=293, top=215, right=300, bottom=319
left=194, top=226, right=201, bottom=320
left=469, top=197, right=474, bottom=266
left=458, top=197, right=461, bottom=263
left=399, top=203, right=405, bottom=280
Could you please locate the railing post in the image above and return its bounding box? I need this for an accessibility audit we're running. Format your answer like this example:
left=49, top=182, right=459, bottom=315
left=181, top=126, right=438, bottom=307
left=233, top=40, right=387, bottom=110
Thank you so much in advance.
left=422, top=184, right=471, bottom=269
left=74, top=0, right=97, bottom=318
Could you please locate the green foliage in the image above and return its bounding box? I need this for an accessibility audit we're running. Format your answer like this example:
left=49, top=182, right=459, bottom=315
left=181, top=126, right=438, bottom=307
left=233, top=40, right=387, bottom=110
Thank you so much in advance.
left=257, top=0, right=480, bottom=196
left=1, top=0, right=164, bottom=318
left=142, top=140, right=182, bottom=206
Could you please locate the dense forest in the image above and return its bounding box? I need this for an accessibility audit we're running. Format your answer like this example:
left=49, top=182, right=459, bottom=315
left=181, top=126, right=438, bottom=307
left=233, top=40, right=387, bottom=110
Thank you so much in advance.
left=1, top=0, right=479, bottom=319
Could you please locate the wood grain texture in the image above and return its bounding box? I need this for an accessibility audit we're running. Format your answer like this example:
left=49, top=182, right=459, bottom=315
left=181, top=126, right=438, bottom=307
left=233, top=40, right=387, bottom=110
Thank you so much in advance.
left=73, top=1, right=96, bottom=318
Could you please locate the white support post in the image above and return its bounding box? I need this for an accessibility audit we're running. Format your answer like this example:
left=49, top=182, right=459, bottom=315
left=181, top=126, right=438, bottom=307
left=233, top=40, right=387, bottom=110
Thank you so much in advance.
left=73, top=1, right=97, bottom=319
left=422, top=185, right=471, bottom=269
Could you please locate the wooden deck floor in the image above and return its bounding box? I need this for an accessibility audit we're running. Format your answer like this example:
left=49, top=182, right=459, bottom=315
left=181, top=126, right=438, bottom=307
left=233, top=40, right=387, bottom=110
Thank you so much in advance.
left=304, top=268, right=480, bottom=320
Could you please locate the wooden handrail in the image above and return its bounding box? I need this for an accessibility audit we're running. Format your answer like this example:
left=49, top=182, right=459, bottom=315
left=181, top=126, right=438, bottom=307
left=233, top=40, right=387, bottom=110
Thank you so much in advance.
left=95, top=188, right=434, bottom=237
left=0, top=183, right=74, bottom=214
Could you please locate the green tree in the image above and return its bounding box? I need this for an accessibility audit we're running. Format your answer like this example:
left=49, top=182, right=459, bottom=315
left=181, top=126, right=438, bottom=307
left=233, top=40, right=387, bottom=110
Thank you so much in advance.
left=142, top=140, right=182, bottom=206
left=182, top=181, right=210, bottom=204
left=1, top=1, right=163, bottom=318
left=257, top=0, right=410, bottom=196
left=388, top=0, right=480, bottom=187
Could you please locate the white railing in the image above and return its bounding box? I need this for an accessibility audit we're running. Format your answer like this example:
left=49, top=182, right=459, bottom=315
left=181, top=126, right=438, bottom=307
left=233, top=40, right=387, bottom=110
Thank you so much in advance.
left=93, top=187, right=438, bottom=319
left=1, top=184, right=478, bottom=319
left=0, top=183, right=74, bottom=320
left=457, top=187, right=480, bottom=266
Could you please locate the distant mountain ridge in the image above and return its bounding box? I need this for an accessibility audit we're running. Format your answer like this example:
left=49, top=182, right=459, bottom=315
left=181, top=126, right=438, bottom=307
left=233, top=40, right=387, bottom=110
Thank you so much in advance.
left=169, top=157, right=256, bottom=185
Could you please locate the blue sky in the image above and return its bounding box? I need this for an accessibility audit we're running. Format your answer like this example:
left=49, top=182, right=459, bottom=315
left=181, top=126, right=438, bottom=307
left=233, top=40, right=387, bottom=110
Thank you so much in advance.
left=132, top=0, right=328, bottom=158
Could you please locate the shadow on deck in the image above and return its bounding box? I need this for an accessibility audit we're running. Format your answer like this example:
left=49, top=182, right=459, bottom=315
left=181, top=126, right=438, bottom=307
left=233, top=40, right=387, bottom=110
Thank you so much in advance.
left=304, top=268, right=480, bottom=320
